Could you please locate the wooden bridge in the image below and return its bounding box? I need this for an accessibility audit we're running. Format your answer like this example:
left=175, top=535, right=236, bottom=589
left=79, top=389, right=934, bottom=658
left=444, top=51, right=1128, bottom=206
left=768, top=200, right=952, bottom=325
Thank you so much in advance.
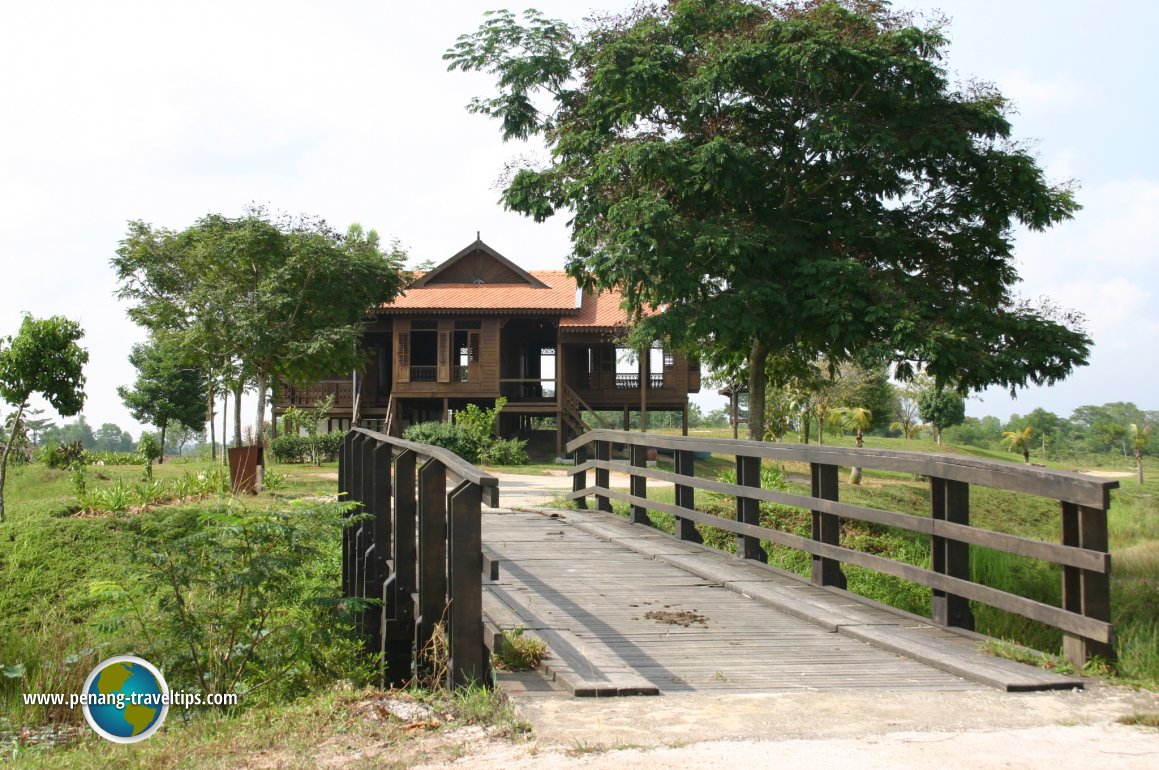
left=339, top=429, right=1117, bottom=696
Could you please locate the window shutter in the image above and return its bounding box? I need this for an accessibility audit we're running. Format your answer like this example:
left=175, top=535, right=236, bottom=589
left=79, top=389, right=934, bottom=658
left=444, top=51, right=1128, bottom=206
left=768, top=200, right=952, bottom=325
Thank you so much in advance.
left=468, top=332, right=481, bottom=363
left=437, top=330, right=450, bottom=383
left=396, top=332, right=410, bottom=383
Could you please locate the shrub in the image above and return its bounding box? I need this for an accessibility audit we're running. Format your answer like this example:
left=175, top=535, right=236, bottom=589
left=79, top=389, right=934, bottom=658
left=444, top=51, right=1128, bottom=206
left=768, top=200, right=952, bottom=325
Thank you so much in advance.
left=315, top=431, right=345, bottom=461
left=493, top=627, right=548, bottom=671
left=404, top=421, right=480, bottom=462
left=481, top=437, right=529, bottom=466
left=269, top=435, right=307, bottom=464
left=39, top=441, right=85, bottom=470
left=90, top=500, right=373, bottom=704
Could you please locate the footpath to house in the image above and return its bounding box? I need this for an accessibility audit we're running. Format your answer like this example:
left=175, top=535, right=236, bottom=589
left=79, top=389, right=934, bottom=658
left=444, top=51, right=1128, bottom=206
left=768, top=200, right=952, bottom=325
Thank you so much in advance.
left=460, top=472, right=1159, bottom=770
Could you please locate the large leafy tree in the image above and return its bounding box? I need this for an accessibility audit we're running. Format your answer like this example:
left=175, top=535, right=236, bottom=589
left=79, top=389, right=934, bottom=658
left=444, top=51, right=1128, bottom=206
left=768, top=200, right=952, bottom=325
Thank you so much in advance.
left=112, top=209, right=407, bottom=442
left=118, top=336, right=207, bottom=463
left=918, top=387, right=966, bottom=445
left=0, top=315, right=88, bottom=521
left=448, top=0, right=1091, bottom=439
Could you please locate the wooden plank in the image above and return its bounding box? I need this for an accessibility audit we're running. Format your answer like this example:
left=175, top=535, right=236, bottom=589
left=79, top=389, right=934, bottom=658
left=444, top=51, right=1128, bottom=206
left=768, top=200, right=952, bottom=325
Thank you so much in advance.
left=569, top=459, right=1109, bottom=572
left=448, top=481, right=484, bottom=687
left=568, top=488, right=1113, bottom=643
left=931, top=478, right=974, bottom=630
left=674, top=449, right=703, bottom=543
left=810, top=462, right=845, bottom=588
left=566, top=430, right=1118, bottom=508
left=417, top=458, right=447, bottom=671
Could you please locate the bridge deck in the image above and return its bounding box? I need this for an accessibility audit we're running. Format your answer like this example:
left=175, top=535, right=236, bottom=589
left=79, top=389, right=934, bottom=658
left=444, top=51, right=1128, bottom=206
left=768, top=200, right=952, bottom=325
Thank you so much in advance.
left=481, top=507, right=1080, bottom=696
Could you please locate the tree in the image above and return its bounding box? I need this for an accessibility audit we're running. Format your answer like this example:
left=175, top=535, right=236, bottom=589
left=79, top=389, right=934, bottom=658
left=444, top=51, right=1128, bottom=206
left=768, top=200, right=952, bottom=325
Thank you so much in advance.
left=835, top=406, right=873, bottom=484
left=1130, top=423, right=1152, bottom=484
left=112, top=209, right=407, bottom=445
left=447, top=1, right=1090, bottom=441
left=94, top=422, right=135, bottom=453
left=0, top=315, right=88, bottom=521
left=118, top=337, right=207, bottom=464
left=918, top=389, right=965, bottom=445
left=1002, top=426, right=1034, bottom=464
left=890, top=382, right=923, bottom=440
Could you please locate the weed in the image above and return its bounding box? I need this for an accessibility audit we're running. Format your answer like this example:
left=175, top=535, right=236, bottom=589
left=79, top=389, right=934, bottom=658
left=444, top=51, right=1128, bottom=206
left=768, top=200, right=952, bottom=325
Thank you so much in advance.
left=1117, top=713, right=1159, bottom=728
left=492, top=628, right=548, bottom=671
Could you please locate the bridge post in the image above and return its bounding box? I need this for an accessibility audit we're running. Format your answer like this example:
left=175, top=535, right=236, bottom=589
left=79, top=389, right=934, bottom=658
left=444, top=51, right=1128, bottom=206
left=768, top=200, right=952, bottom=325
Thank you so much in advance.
left=736, top=455, right=766, bottom=562
left=350, top=432, right=368, bottom=639
left=416, top=458, right=448, bottom=680
left=572, top=445, right=588, bottom=509
left=385, top=449, right=418, bottom=687
left=810, top=462, right=846, bottom=588
left=1061, top=500, right=1115, bottom=665
left=630, top=444, right=649, bottom=525
left=595, top=440, right=612, bottom=513
left=930, top=478, right=973, bottom=630
left=674, top=450, right=703, bottom=543
left=448, top=481, right=485, bottom=687
left=362, top=442, right=391, bottom=657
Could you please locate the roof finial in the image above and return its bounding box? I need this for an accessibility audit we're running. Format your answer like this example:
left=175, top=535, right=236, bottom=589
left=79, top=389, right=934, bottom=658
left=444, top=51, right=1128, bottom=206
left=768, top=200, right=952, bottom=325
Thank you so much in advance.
left=476, top=230, right=481, bottom=241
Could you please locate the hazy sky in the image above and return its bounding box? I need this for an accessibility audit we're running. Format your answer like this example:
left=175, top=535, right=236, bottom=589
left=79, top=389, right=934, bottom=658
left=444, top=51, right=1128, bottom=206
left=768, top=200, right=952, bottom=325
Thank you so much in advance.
left=1, top=1, right=1155, bottom=435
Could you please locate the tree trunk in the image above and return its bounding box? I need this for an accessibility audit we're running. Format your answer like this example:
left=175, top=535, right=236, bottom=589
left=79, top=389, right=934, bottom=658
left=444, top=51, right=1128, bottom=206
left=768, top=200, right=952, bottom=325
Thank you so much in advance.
left=208, top=388, right=216, bottom=461
left=254, top=369, right=268, bottom=447
left=233, top=383, right=243, bottom=448
left=850, top=428, right=864, bottom=485
left=1023, top=449, right=1030, bottom=464
left=746, top=338, right=769, bottom=441
left=158, top=420, right=168, bottom=464
left=0, top=400, right=28, bottom=523
left=801, top=412, right=811, bottom=444
left=817, top=414, right=825, bottom=445
left=221, top=388, right=229, bottom=463
left=1137, top=450, right=1144, bottom=484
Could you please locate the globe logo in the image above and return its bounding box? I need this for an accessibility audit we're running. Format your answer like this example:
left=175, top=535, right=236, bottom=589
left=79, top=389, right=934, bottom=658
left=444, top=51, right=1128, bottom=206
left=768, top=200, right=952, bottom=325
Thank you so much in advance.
left=81, top=655, right=169, bottom=743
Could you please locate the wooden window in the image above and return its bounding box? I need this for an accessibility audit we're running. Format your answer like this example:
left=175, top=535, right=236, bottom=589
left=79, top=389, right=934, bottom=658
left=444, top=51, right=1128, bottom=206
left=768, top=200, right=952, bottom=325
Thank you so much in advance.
left=437, top=330, right=450, bottom=383
left=396, top=332, right=410, bottom=383
left=468, top=332, right=481, bottom=363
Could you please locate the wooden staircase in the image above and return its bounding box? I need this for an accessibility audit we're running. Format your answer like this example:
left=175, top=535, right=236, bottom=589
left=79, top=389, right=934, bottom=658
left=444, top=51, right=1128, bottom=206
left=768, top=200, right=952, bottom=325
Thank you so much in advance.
left=561, top=385, right=612, bottom=438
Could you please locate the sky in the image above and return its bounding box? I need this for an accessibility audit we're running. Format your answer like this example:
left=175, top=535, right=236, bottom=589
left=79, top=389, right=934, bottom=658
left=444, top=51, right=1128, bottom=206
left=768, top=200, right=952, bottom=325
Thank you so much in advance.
left=1, top=0, right=1156, bottom=437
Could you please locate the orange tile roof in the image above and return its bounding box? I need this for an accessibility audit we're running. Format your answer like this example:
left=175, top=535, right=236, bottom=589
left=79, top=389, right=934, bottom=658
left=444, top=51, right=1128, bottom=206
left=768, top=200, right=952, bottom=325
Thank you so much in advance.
left=561, top=286, right=633, bottom=330
left=381, top=270, right=579, bottom=314
left=380, top=269, right=642, bottom=329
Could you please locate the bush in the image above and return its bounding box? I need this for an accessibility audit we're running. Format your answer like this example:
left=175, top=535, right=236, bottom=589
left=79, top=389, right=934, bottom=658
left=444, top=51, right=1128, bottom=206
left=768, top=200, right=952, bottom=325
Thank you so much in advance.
left=39, top=441, right=84, bottom=470
left=404, top=422, right=480, bottom=463
left=268, top=432, right=344, bottom=464
left=269, top=435, right=307, bottom=464
left=90, top=501, right=372, bottom=705
left=481, top=437, right=529, bottom=466
left=315, top=431, right=345, bottom=460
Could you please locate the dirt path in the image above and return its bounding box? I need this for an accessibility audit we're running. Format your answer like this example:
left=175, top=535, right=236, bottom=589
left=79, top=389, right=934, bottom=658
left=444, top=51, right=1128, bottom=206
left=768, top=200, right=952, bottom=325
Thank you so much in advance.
left=381, top=685, right=1159, bottom=769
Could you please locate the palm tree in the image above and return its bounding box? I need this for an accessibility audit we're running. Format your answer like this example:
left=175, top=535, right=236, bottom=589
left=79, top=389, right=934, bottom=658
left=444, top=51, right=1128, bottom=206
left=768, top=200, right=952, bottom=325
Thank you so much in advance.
left=1130, top=423, right=1152, bottom=484
left=1002, top=426, right=1034, bottom=464
left=838, top=407, right=873, bottom=485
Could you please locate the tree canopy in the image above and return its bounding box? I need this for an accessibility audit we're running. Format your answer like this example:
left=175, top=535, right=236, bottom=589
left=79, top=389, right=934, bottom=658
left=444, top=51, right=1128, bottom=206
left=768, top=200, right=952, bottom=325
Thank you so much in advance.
left=112, top=209, right=408, bottom=439
left=118, top=336, right=207, bottom=463
left=0, top=314, right=88, bottom=521
left=447, top=0, right=1091, bottom=439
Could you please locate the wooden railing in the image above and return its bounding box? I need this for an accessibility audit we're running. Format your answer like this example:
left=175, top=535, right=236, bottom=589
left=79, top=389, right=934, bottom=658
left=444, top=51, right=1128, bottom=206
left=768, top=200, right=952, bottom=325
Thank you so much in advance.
left=561, top=384, right=613, bottom=437
left=279, top=381, right=355, bottom=408
left=614, top=373, right=665, bottom=390
left=340, top=428, right=499, bottom=688
left=567, top=430, right=1118, bottom=667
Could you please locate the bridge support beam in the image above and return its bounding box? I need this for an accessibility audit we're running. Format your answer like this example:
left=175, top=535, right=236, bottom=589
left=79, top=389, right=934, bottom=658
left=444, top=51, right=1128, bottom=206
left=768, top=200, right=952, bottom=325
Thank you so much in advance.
left=931, top=478, right=973, bottom=630
left=1061, top=501, right=1114, bottom=666
left=810, top=462, right=846, bottom=588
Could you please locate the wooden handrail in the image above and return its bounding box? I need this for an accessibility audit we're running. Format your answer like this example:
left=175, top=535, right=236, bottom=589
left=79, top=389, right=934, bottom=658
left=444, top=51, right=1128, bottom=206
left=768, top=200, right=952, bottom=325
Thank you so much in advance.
left=340, top=428, right=499, bottom=689
left=566, top=430, right=1117, bottom=667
